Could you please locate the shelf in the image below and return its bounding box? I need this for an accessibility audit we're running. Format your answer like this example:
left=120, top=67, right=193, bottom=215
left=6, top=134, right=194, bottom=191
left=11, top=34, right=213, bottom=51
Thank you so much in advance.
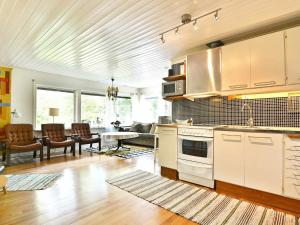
left=163, top=95, right=186, bottom=101
left=163, top=74, right=186, bottom=82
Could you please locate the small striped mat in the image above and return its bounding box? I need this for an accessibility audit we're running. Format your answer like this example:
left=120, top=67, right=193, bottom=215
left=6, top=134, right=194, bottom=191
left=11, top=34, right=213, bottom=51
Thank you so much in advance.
left=106, top=170, right=299, bottom=225
left=7, top=173, right=62, bottom=191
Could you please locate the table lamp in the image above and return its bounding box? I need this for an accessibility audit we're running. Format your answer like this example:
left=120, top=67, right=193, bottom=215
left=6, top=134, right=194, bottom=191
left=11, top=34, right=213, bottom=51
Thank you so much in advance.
left=49, top=108, right=59, bottom=123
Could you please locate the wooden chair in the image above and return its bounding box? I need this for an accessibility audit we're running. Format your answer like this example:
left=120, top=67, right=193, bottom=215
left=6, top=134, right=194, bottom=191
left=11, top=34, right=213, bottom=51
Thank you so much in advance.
left=71, top=123, right=101, bottom=154
left=4, top=124, right=43, bottom=165
left=41, top=124, right=75, bottom=160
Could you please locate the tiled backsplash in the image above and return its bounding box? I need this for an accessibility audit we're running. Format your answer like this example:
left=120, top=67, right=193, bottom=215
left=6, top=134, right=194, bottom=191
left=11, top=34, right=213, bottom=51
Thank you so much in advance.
left=172, top=97, right=300, bottom=127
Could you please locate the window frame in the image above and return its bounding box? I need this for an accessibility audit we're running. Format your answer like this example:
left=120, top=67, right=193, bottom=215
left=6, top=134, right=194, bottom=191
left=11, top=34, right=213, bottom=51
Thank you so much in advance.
left=33, top=84, right=76, bottom=130
left=114, top=96, right=133, bottom=126
left=80, top=91, right=106, bottom=127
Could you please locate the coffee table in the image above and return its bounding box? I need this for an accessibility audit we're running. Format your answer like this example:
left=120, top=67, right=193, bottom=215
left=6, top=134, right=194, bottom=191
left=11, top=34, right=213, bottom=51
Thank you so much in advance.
left=101, top=132, right=139, bottom=150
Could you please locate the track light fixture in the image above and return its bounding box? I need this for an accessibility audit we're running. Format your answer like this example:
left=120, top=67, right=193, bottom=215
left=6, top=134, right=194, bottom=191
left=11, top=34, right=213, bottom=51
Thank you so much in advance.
left=160, top=34, right=165, bottom=44
left=159, top=8, right=222, bottom=44
left=214, top=11, right=219, bottom=20
left=193, top=19, right=199, bottom=31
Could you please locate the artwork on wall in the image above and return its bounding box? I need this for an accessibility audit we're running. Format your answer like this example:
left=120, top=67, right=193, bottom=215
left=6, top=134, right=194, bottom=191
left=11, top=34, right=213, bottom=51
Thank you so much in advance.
left=0, top=67, right=12, bottom=139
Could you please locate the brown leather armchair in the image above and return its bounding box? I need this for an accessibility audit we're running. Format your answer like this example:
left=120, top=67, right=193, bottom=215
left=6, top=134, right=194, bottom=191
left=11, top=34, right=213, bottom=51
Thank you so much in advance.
left=4, top=124, right=43, bottom=165
left=41, top=124, right=75, bottom=160
left=71, top=123, right=101, bottom=154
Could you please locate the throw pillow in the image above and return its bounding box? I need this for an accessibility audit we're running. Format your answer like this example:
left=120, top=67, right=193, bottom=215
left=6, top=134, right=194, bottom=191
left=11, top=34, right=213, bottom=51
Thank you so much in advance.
left=129, top=122, right=142, bottom=132
left=140, top=123, right=152, bottom=133
left=149, top=123, right=157, bottom=134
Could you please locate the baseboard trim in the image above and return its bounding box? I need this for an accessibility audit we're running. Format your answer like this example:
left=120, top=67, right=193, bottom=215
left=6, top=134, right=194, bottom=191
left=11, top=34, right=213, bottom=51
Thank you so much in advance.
left=215, top=180, right=300, bottom=216
left=161, top=167, right=178, bottom=180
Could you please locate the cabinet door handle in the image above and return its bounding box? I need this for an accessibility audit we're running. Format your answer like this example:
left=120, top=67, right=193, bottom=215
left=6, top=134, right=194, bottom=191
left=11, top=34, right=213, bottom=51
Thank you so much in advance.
left=248, top=136, right=273, bottom=144
left=254, top=81, right=276, bottom=87
left=229, top=84, right=248, bottom=90
left=222, top=134, right=242, bottom=142
left=293, top=183, right=300, bottom=187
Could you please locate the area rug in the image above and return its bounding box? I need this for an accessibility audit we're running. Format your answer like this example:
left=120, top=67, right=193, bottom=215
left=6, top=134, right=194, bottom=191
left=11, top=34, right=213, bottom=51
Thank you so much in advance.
left=106, top=170, right=299, bottom=225
left=85, top=145, right=154, bottom=159
left=6, top=173, right=62, bottom=191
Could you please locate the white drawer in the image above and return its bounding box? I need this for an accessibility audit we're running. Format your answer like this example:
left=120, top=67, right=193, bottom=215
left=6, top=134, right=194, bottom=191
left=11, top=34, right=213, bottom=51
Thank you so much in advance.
left=285, top=148, right=300, bottom=158
left=285, top=158, right=300, bottom=170
left=284, top=178, right=300, bottom=200
left=284, top=135, right=300, bottom=147
left=285, top=168, right=300, bottom=180
left=178, top=159, right=212, bottom=180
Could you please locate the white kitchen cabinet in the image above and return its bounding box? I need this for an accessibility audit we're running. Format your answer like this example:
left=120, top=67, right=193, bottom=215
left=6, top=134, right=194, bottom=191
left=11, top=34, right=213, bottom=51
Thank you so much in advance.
left=158, top=127, right=177, bottom=170
left=286, top=27, right=300, bottom=85
left=244, top=133, right=283, bottom=195
left=221, top=41, right=251, bottom=91
left=214, top=131, right=245, bottom=186
left=250, top=31, right=286, bottom=88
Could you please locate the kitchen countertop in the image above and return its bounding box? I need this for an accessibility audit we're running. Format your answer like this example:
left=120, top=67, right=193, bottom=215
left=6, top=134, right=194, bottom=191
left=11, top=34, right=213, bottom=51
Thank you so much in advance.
left=157, top=123, right=300, bottom=134
left=157, top=124, right=178, bottom=128
left=215, top=125, right=300, bottom=134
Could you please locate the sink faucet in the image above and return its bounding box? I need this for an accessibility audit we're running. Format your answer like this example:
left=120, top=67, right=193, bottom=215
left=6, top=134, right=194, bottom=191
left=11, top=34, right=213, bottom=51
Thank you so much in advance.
left=241, top=103, right=254, bottom=127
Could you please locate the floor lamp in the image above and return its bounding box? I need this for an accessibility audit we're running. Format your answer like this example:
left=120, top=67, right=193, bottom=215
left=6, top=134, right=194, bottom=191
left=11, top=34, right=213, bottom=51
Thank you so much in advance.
left=49, top=108, right=59, bottom=123
left=11, top=109, right=22, bottom=123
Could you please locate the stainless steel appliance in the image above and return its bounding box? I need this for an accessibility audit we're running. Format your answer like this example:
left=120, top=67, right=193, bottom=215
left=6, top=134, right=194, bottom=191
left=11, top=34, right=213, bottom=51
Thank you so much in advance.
left=184, top=48, right=221, bottom=99
left=162, top=80, right=185, bottom=97
left=177, top=125, right=217, bottom=188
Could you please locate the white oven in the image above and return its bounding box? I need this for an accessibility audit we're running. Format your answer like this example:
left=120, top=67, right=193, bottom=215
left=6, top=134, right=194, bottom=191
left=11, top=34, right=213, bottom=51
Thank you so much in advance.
left=178, top=135, right=213, bottom=165
left=177, top=125, right=215, bottom=188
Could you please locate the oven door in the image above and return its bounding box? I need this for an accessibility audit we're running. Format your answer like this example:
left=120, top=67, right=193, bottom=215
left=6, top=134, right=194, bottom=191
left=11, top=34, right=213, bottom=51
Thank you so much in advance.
left=178, top=135, right=213, bottom=164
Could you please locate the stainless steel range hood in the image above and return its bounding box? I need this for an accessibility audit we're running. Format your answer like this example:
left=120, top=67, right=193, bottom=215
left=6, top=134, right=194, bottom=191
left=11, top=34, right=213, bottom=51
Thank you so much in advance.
left=184, top=48, right=221, bottom=100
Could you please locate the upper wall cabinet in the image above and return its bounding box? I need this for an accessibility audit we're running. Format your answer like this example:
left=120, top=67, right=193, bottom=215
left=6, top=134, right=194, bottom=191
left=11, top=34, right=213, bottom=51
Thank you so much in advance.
left=250, top=31, right=286, bottom=88
left=221, top=41, right=251, bottom=91
left=286, top=27, right=300, bottom=85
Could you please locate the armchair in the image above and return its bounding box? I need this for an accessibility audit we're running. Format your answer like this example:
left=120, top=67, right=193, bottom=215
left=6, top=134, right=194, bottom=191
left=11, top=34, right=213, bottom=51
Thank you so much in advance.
left=41, top=124, right=75, bottom=160
left=4, top=124, right=43, bottom=165
left=71, top=123, right=101, bottom=154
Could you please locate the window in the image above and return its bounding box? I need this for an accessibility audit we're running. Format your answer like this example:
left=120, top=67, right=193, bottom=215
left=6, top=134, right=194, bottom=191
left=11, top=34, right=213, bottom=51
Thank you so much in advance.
left=35, top=88, right=75, bottom=129
left=139, top=96, right=171, bottom=123
left=81, top=93, right=106, bottom=127
left=143, top=97, right=158, bottom=122
left=115, top=97, right=132, bottom=126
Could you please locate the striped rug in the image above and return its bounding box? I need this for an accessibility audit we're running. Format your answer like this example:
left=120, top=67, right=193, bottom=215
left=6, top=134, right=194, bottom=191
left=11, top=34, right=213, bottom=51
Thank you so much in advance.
left=7, top=173, right=62, bottom=191
left=106, top=170, right=299, bottom=225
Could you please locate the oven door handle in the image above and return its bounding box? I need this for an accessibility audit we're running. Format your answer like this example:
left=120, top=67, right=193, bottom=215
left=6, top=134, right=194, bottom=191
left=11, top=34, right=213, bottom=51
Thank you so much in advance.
left=178, top=135, right=213, bottom=142
left=178, top=159, right=212, bottom=168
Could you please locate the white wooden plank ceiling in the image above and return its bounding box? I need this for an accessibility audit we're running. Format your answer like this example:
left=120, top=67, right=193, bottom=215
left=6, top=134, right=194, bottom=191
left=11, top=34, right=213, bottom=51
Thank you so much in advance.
left=0, top=0, right=299, bottom=88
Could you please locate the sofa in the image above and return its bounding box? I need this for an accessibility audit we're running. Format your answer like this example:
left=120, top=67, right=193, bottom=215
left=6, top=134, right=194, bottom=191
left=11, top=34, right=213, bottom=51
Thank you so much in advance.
left=120, top=122, right=156, bottom=148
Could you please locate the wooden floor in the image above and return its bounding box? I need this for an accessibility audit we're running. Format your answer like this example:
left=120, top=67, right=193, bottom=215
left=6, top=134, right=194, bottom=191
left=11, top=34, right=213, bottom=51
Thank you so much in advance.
left=0, top=151, right=197, bottom=225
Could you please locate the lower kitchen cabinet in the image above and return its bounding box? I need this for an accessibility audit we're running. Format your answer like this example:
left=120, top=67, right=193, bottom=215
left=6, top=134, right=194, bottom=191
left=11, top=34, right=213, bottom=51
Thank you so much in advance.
left=214, top=130, right=284, bottom=195
left=283, top=135, right=300, bottom=200
left=244, top=133, right=283, bottom=195
left=158, top=127, right=177, bottom=170
left=214, top=131, right=244, bottom=186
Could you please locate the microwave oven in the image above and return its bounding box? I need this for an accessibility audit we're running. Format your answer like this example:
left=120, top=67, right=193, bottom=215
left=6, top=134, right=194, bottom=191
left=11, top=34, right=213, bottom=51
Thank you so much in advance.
left=162, top=80, right=185, bottom=97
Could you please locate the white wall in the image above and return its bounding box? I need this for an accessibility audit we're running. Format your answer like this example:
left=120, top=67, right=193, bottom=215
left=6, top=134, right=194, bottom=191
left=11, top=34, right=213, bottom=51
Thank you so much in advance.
left=11, top=67, right=137, bottom=124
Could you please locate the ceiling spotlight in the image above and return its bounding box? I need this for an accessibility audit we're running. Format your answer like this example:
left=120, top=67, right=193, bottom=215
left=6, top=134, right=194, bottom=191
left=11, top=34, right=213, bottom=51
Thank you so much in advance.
left=214, top=10, right=219, bottom=20
left=160, top=34, right=165, bottom=44
left=158, top=8, right=221, bottom=41
left=193, top=20, right=199, bottom=31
